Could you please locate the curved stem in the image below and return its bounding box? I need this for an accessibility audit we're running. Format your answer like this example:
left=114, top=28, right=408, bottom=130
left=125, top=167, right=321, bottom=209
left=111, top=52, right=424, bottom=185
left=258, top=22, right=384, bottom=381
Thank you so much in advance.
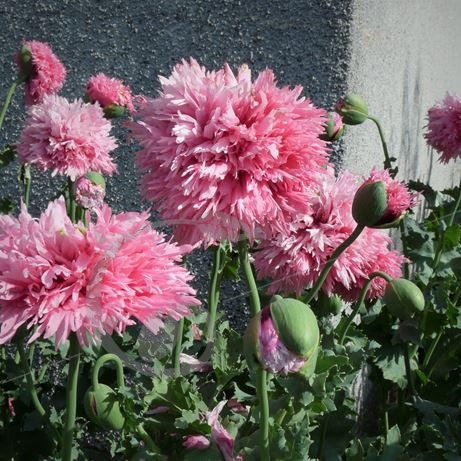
left=136, top=423, right=164, bottom=456
left=61, top=334, right=81, bottom=461
left=92, top=353, right=125, bottom=388
left=173, top=317, right=184, bottom=378
left=205, top=245, right=223, bottom=340
left=0, top=79, right=20, bottom=132
left=422, top=330, right=443, bottom=370
left=305, top=225, right=365, bottom=305
left=338, top=271, right=392, bottom=345
left=367, top=115, right=393, bottom=172
left=16, top=339, right=62, bottom=443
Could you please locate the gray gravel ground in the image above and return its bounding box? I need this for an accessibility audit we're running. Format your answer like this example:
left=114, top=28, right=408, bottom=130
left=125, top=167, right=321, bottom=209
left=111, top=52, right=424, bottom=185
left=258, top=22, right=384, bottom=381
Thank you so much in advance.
left=0, top=0, right=353, bottom=330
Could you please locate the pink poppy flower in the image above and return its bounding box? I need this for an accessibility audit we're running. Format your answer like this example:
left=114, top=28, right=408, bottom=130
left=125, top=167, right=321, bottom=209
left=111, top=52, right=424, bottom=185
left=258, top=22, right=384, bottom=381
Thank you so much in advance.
left=425, top=93, right=461, bottom=163
left=86, top=73, right=135, bottom=114
left=253, top=170, right=406, bottom=301
left=73, top=176, right=105, bottom=210
left=17, top=94, right=117, bottom=180
left=182, top=435, right=210, bottom=450
left=129, top=58, right=331, bottom=247
left=16, top=40, right=66, bottom=105
left=0, top=198, right=200, bottom=347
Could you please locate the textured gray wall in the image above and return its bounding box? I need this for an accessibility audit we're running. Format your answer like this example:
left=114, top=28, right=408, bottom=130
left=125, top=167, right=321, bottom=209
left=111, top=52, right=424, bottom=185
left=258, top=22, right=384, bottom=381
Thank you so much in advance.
left=0, top=0, right=352, bottom=325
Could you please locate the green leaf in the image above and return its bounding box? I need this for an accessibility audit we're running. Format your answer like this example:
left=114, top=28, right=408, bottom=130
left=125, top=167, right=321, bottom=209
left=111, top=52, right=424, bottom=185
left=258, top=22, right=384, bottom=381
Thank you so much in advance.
left=381, top=425, right=404, bottom=460
left=0, top=144, right=15, bottom=168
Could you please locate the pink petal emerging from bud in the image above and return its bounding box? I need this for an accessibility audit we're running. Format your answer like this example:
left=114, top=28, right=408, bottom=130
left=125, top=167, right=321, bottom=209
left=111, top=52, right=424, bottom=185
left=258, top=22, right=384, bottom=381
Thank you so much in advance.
left=360, top=168, right=416, bottom=226
left=259, top=307, right=306, bottom=374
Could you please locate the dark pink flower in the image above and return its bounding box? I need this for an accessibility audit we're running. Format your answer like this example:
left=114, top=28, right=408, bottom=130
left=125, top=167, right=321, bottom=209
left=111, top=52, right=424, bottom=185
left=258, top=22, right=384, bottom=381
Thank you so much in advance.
left=425, top=93, right=461, bottom=163
left=0, top=198, right=200, bottom=347
left=86, top=73, right=135, bottom=114
left=16, top=40, right=66, bottom=105
left=253, top=170, right=406, bottom=301
left=129, top=58, right=331, bottom=246
left=17, top=95, right=117, bottom=180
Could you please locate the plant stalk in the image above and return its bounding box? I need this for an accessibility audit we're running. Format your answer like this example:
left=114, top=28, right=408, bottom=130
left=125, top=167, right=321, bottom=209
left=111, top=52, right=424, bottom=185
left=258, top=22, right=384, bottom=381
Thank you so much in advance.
left=61, top=334, right=81, bottom=461
left=205, top=245, right=223, bottom=340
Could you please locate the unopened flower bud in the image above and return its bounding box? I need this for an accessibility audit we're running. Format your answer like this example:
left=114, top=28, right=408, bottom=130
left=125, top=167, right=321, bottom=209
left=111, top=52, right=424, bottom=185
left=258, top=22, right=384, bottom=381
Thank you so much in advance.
left=335, top=94, right=369, bottom=125
left=352, top=169, right=416, bottom=228
left=83, top=383, right=125, bottom=430
left=320, top=112, right=344, bottom=142
left=244, top=296, right=319, bottom=375
left=383, top=278, right=425, bottom=320
left=315, top=292, right=343, bottom=316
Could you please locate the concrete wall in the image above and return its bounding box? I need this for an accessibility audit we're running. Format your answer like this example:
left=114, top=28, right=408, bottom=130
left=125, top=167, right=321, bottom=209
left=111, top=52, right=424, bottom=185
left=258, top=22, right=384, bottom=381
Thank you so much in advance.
left=343, top=0, right=461, bottom=190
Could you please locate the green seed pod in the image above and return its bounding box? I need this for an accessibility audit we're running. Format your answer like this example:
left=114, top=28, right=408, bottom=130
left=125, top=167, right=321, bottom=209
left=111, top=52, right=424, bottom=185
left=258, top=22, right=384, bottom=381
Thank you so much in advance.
left=320, top=112, right=344, bottom=142
left=269, top=296, right=319, bottom=359
left=84, top=383, right=125, bottom=431
left=352, top=181, right=388, bottom=227
left=335, top=94, right=369, bottom=125
left=383, top=278, right=425, bottom=320
left=17, top=46, right=33, bottom=81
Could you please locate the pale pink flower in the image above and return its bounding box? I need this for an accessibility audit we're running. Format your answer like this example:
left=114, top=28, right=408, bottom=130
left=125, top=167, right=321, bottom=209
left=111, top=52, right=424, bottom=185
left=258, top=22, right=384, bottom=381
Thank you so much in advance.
left=253, top=171, right=406, bottom=301
left=182, top=435, right=210, bottom=450
left=73, top=176, right=105, bottom=210
left=129, top=58, right=331, bottom=246
left=425, top=93, right=461, bottom=163
left=16, top=40, right=66, bottom=105
left=208, top=401, right=244, bottom=461
left=86, top=73, right=135, bottom=114
left=17, top=94, right=117, bottom=180
left=258, top=306, right=307, bottom=374
left=0, top=198, right=199, bottom=347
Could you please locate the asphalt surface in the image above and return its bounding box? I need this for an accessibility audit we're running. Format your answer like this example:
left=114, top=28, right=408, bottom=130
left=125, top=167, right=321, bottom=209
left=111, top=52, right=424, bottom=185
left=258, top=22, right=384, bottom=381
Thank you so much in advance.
left=0, top=0, right=353, bottom=330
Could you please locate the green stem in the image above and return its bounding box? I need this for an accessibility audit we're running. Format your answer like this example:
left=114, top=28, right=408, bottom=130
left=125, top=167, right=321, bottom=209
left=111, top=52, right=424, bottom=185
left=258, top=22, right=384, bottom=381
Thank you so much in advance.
left=256, top=368, right=270, bottom=461
left=317, top=413, right=330, bottom=460
left=92, top=353, right=125, bottom=388
left=16, top=339, right=61, bottom=442
left=205, top=245, right=223, bottom=340
left=0, top=79, right=20, bottom=132
left=367, top=115, right=393, bottom=172
left=422, top=330, right=443, bottom=370
left=338, top=271, right=392, bottom=345
left=61, top=334, right=81, bottom=461
left=403, top=342, right=416, bottom=395
left=67, top=178, right=76, bottom=223
left=173, top=317, right=184, bottom=378
left=305, top=225, right=365, bottom=305
left=238, top=239, right=261, bottom=315
left=425, top=335, right=461, bottom=380
left=238, top=238, right=268, bottom=460
left=22, top=164, right=32, bottom=208
left=136, top=423, right=164, bottom=456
